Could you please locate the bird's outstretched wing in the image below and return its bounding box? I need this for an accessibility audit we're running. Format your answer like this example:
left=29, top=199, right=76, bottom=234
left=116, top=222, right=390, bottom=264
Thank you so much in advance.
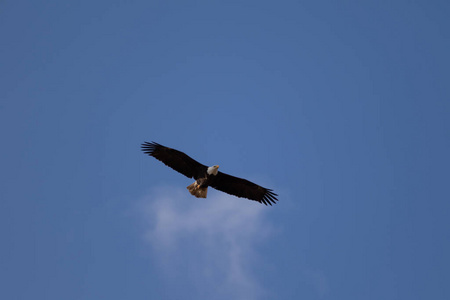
left=141, top=142, right=207, bottom=179
left=209, top=172, right=278, bottom=205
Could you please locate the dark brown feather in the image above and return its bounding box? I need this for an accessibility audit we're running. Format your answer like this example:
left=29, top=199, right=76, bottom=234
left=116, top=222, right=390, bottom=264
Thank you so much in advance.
left=141, top=142, right=207, bottom=179
left=209, top=172, right=278, bottom=205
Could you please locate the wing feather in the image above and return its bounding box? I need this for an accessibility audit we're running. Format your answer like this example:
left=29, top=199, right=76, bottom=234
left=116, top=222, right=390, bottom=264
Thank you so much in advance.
left=141, top=142, right=207, bottom=179
left=209, top=172, right=278, bottom=205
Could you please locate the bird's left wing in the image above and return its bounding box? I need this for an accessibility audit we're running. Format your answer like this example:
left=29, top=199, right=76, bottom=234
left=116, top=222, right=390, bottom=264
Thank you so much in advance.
left=141, top=142, right=207, bottom=179
left=209, top=171, right=278, bottom=205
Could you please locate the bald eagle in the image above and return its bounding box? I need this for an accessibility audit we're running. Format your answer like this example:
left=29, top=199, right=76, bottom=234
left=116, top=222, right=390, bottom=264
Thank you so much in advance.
left=141, top=142, right=278, bottom=206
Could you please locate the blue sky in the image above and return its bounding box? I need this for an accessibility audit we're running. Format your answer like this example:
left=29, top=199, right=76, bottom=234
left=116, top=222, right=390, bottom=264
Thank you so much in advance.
left=1, top=0, right=449, bottom=299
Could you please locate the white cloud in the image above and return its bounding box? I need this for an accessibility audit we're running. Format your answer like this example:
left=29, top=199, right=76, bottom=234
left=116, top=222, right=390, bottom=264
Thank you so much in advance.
left=137, top=186, right=274, bottom=300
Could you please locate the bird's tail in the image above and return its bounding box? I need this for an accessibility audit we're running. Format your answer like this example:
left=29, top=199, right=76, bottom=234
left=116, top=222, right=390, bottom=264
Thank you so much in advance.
left=187, top=182, right=208, bottom=198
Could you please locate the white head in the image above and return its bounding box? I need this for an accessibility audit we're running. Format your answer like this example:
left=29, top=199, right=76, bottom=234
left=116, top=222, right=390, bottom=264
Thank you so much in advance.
left=207, top=165, right=219, bottom=176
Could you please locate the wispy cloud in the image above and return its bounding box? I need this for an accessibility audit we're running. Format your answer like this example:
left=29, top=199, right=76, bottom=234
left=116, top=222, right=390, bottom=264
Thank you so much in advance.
left=138, top=186, right=274, bottom=300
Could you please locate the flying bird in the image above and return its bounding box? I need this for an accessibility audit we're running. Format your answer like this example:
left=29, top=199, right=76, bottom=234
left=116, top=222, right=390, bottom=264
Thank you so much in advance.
left=141, top=142, right=278, bottom=205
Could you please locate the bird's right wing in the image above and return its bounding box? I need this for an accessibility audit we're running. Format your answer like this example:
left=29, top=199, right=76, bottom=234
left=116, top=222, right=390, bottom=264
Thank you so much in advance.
left=209, top=171, right=278, bottom=205
left=141, top=142, right=207, bottom=179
